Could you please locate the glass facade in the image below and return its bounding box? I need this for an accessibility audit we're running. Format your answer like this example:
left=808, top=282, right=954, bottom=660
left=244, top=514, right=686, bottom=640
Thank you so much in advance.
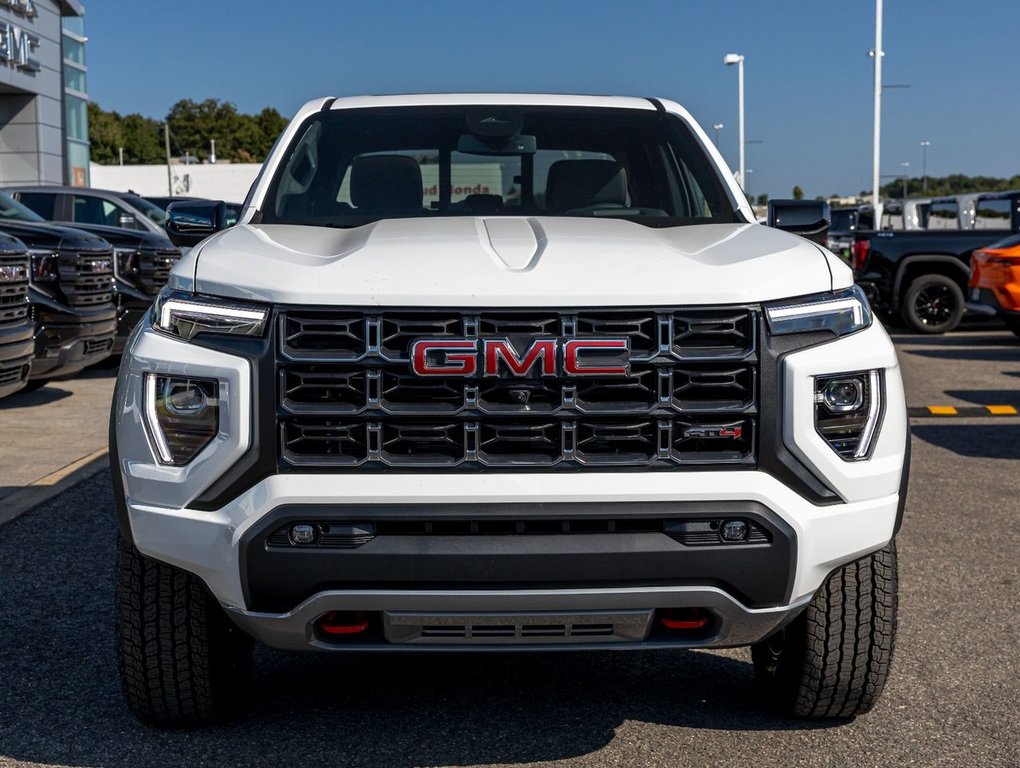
left=62, top=15, right=90, bottom=186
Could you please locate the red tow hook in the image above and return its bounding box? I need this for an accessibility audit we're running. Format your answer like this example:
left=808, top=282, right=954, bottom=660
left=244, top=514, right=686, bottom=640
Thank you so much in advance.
left=659, top=608, right=710, bottom=630
left=318, top=611, right=369, bottom=635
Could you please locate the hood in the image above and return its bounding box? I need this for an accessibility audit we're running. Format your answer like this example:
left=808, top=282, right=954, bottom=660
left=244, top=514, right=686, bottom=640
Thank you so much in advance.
left=0, top=220, right=111, bottom=252
left=54, top=221, right=175, bottom=251
left=190, top=217, right=836, bottom=307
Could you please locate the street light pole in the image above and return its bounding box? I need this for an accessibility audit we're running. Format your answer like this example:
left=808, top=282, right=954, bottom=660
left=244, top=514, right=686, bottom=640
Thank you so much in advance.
left=713, top=123, right=724, bottom=148
left=871, top=0, right=883, bottom=208
left=920, top=140, right=931, bottom=193
left=724, top=53, right=745, bottom=189
left=900, top=162, right=909, bottom=199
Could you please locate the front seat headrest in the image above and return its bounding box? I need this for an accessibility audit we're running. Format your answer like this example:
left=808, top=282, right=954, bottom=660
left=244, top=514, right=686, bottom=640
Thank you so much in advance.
left=545, top=160, right=628, bottom=211
left=350, top=155, right=423, bottom=210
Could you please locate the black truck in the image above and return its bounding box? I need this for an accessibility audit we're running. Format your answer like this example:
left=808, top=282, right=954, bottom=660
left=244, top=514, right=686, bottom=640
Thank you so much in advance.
left=0, top=195, right=117, bottom=382
left=0, top=232, right=34, bottom=398
left=47, top=223, right=181, bottom=352
left=853, top=191, right=1020, bottom=333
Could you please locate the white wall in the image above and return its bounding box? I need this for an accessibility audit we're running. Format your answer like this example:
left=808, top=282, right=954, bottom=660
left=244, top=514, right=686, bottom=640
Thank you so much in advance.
left=89, top=162, right=261, bottom=203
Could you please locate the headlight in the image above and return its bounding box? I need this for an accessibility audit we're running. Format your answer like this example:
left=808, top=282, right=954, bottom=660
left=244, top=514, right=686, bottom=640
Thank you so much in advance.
left=114, top=248, right=140, bottom=278
left=151, top=288, right=268, bottom=341
left=764, top=285, right=873, bottom=337
left=814, top=370, right=882, bottom=461
left=144, top=373, right=220, bottom=465
left=29, top=250, right=59, bottom=285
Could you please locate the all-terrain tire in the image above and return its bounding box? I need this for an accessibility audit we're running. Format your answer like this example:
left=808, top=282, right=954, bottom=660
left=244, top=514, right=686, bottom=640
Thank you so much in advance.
left=901, top=274, right=965, bottom=334
left=115, top=535, right=254, bottom=726
left=751, top=541, right=897, bottom=719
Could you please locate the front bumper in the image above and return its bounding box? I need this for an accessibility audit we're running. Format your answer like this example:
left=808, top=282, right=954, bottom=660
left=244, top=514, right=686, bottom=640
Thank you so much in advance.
left=0, top=319, right=34, bottom=398
left=113, top=282, right=154, bottom=355
left=113, top=320, right=908, bottom=651
left=29, top=290, right=116, bottom=380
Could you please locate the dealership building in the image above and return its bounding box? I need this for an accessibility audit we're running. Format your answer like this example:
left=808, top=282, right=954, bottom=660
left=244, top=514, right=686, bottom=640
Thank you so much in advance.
left=0, top=0, right=89, bottom=188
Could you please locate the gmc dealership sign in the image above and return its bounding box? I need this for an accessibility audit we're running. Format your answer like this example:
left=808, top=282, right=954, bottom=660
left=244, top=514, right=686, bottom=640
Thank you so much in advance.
left=0, top=19, right=39, bottom=72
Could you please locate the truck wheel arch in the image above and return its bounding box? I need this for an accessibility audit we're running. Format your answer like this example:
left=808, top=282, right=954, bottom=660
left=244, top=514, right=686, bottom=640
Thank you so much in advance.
left=892, top=255, right=969, bottom=311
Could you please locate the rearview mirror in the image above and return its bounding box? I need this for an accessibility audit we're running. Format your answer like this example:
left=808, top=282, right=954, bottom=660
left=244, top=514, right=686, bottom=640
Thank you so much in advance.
left=165, top=200, right=227, bottom=248
left=767, top=200, right=830, bottom=246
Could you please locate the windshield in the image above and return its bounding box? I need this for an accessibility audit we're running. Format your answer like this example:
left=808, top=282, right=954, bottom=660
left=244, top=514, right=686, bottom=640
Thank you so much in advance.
left=261, top=106, right=735, bottom=228
left=121, top=193, right=168, bottom=225
left=0, top=192, right=44, bottom=222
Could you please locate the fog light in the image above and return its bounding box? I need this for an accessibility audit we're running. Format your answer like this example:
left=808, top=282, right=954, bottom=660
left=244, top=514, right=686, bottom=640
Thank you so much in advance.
left=818, top=378, right=864, bottom=413
left=721, top=520, right=748, bottom=541
left=290, top=524, right=318, bottom=546
left=143, top=373, right=220, bottom=466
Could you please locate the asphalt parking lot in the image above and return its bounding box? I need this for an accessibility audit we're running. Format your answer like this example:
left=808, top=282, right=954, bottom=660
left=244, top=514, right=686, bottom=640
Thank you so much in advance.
left=0, top=328, right=1018, bottom=768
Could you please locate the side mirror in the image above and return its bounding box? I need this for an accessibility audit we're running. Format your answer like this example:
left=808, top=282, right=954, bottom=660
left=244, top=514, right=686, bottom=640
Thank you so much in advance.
left=118, top=212, right=139, bottom=229
left=165, top=200, right=227, bottom=248
left=767, top=200, right=831, bottom=246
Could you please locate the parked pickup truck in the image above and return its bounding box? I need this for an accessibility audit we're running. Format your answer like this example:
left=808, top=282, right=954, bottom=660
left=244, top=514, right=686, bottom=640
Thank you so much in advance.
left=0, top=232, right=34, bottom=398
left=0, top=195, right=117, bottom=382
left=44, top=223, right=181, bottom=353
left=853, top=190, right=1020, bottom=333
left=112, top=93, right=909, bottom=726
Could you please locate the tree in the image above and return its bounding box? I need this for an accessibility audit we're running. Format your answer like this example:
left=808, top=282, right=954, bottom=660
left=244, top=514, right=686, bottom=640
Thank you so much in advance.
left=792, top=186, right=804, bottom=200
left=755, top=193, right=769, bottom=206
left=88, top=100, right=288, bottom=165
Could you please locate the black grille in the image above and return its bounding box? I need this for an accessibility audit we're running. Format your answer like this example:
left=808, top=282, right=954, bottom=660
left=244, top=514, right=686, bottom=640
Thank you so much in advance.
left=277, top=308, right=758, bottom=470
left=65, top=250, right=114, bottom=308
left=0, top=251, right=29, bottom=328
left=140, top=249, right=180, bottom=296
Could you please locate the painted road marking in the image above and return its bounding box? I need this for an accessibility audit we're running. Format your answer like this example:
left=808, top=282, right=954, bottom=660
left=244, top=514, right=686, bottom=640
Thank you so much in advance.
left=908, top=405, right=1020, bottom=418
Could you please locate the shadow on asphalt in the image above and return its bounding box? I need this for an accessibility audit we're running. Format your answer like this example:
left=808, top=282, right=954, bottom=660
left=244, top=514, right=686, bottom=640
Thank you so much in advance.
left=890, top=332, right=1017, bottom=347
left=903, top=347, right=1020, bottom=363
left=0, top=385, right=73, bottom=409
left=942, top=389, right=1020, bottom=406
left=911, top=423, right=1020, bottom=460
left=0, top=472, right=840, bottom=768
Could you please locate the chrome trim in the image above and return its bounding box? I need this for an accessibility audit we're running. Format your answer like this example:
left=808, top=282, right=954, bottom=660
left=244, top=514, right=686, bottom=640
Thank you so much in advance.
left=855, top=369, right=883, bottom=460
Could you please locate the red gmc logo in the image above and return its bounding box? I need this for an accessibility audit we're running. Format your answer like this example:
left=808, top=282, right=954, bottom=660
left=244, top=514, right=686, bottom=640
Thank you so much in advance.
left=411, top=338, right=630, bottom=377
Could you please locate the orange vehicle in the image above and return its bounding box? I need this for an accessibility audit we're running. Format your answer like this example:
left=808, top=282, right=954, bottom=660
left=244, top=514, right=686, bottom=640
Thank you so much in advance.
left=970, top=233, right=1020, bottom=337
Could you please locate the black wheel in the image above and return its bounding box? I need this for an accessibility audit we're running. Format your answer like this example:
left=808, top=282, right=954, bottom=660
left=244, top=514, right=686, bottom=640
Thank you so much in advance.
left=1005, top=316, right=1020, bottom=338
left=901, top=274, right=965, bottom=334
left=115, top=535, right=254, bottom=726
left=752, top=541, right=897, bottom=719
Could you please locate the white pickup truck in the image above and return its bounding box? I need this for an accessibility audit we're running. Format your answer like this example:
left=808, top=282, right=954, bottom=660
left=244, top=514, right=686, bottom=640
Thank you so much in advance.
left=110, top=93, right=909, bottom=726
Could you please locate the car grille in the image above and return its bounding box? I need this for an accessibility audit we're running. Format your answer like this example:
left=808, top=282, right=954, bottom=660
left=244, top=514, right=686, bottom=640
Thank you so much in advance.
left=276, top=308, right=758, bottom=470
left=139, top=249, right=180, bottom=296
left=64, top=249, right=114, bottom=308
left=0, top=251, right=29, bottom=328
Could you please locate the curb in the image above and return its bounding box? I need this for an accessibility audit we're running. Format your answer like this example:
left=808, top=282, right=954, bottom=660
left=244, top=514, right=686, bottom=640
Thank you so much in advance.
left=0, top=448, right=109, bottom=527
left=908, top=405, right=1019, bottom=418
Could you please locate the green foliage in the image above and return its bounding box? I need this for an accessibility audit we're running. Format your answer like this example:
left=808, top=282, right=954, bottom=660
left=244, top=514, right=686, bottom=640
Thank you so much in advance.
left=89, top=100, right=288, bottom=165
left=878, top=174, right=1020, bottom=199
left=792, top=185, right=804, bottom=200
left=755, top=193, right=769, bottom=206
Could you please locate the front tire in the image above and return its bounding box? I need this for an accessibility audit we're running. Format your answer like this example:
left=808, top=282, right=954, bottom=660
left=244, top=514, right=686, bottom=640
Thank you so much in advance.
left=901, top=274, right=965, bottom=334
left=752, top=542, right=897, bottom=719
left=1004, top=316, right=1020, bottom=338
left=115, top=535, right=254, bottom=726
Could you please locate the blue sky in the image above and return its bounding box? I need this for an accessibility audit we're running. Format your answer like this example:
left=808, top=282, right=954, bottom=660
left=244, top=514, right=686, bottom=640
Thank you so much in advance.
left=85, top=0, right=1018, bottom=199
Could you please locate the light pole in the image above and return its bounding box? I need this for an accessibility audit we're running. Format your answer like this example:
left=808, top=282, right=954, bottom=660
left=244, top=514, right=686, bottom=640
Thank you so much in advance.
left=713, top=123, right=724, bottom=148
left=724, top=53, right=745, bottom=189
left=920, top=140, right=931, bottom=193
left=870, top=0, right=883, bottom=208
left=900, top=162, right=909, bottom=199
left=745, top=169, right=753, bottom=197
